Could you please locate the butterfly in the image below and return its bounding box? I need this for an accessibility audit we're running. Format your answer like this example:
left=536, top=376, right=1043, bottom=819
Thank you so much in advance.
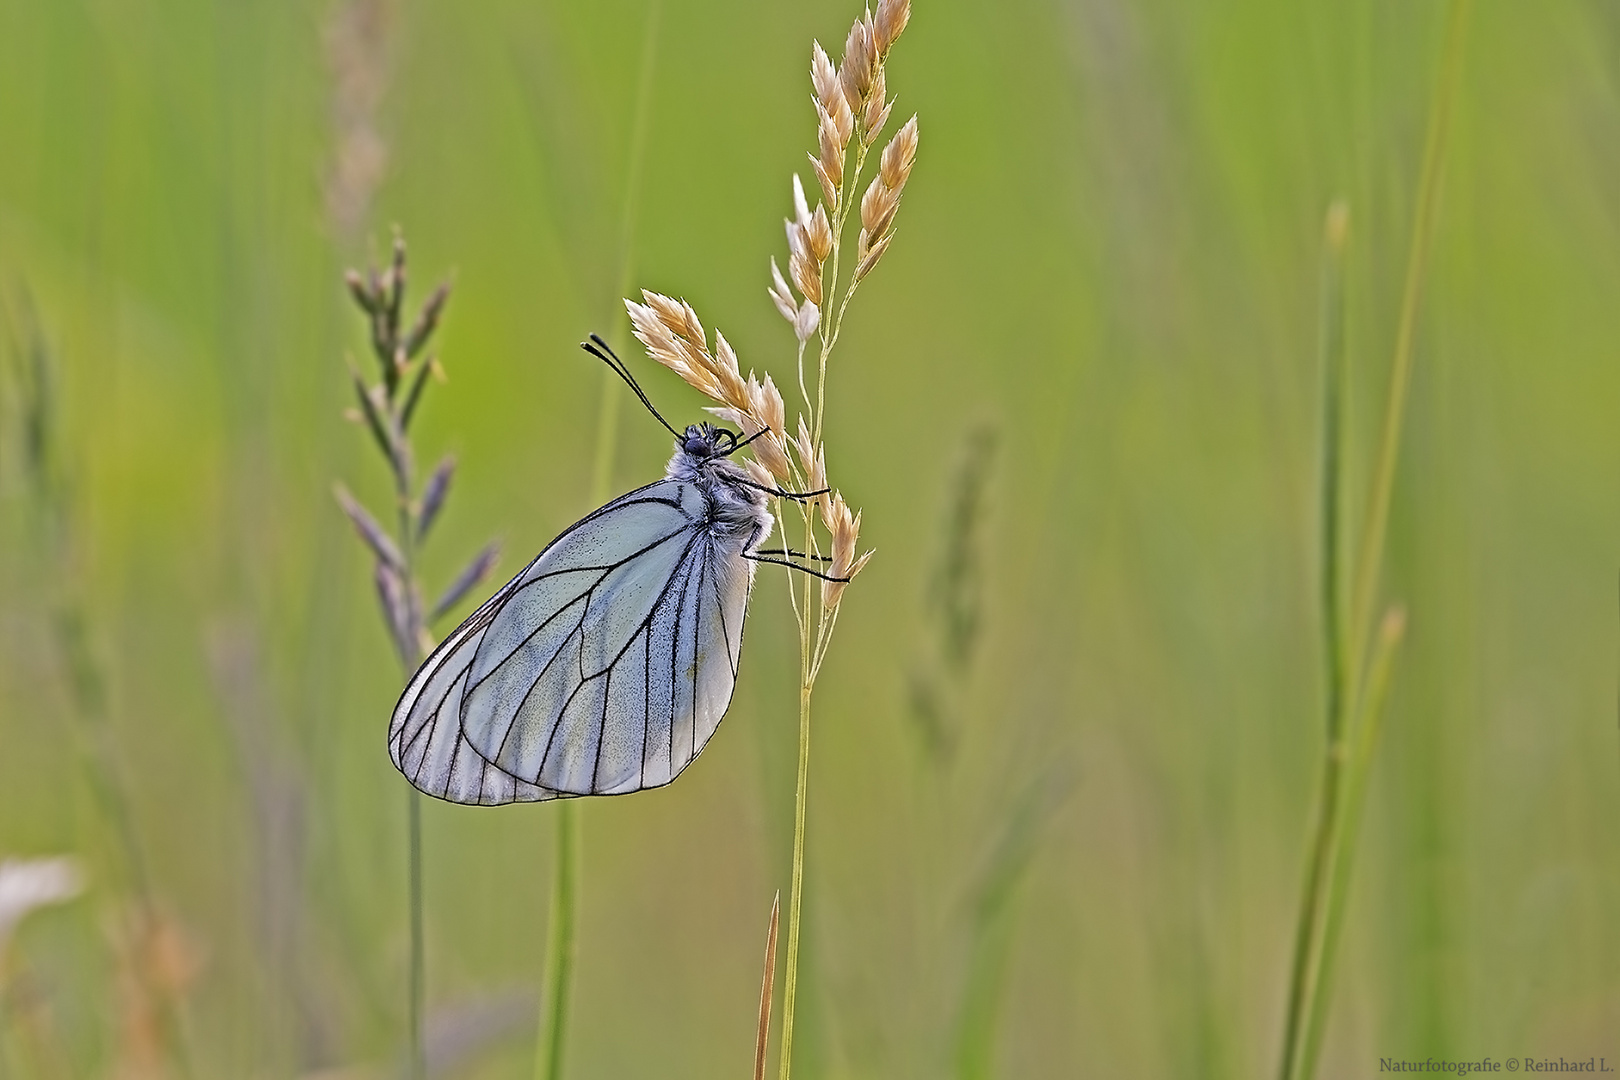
left=387, top=335, right=836, bottom=804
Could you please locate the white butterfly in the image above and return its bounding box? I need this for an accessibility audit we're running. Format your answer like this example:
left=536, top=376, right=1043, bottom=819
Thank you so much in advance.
left=387, top=336, right=829, bottom=804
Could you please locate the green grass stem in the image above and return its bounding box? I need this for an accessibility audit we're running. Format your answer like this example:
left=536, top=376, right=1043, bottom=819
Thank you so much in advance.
left=1279, top=5, right=1469, bottom=1077
left=1277, top=200, right=1351, bottom=1080
left=534, top=9, right=660, bottom=1079
left=1346, top=0, right=1471, bottom=677
left=1301, top=607, right=1407, bottom=1077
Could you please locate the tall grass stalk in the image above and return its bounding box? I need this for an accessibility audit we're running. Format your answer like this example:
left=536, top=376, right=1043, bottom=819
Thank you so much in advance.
left=5, top=293, right=196, bottom=1077
left=619, top=7, right=912, bottom=1074
left=532, top=9, right=660, bottom=1079
left=335, top=238, right=497, bottom=1080
left=1277, top=4, right=1470, bottom=1077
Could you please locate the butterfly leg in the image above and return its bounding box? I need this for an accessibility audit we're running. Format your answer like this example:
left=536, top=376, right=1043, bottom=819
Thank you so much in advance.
left=744, top=551, right=850, bottom=582
left=751, top=548, right=832, bottom=562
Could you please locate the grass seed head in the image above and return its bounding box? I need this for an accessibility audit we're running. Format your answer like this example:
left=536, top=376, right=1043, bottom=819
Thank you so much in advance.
left=787, top=232, right=823, bottom=306
left=874, top=0, right=911, bottom=55
left=821, top=492, right=873, bottom=609
left=808, top=205, right=834, bottom=262
left=793, top=415, right=829, bottom=513
left=840, top=12, right=878, bottom=109
left=861, top=178, right=898, bottom=242
left=794, top=298, right=821, bottom=342
left=811, top=42, right=843, bottom=113
left=855, top=231, right=894, bottom=282
left=631, top=291, right=790, bottom=479
left=880, top=115, right=919, bottom=191
left=769, top=257, right=800, bottom=324
left=744, top=458, right=776, bottom=491
left=862, top=68, right=891, bottom=143
left=810, top=151, right=841, bottom=209
left=626, top=295, right=721, bottom=398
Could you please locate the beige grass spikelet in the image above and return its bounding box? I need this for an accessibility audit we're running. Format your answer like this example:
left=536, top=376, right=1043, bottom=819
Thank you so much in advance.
left=820, top=492, right=873, bottom=610
left=874, top=0, right=911, bottom=56
left=807, top=206, right=834, bottom=263
left=628, top=291, right=793, bottom=482
left=811, top=42, right=843, bottom=116
left=853, top=115, right=918, bottom=281
left=794, top=298, right=821, bottom=342
left=769, top=258, right=799, bottom=324
left=839, top=13, right=877, bottom=111
left=861, top=68, right=891, bottom=146
left=880, top=115, right=919, bottom=191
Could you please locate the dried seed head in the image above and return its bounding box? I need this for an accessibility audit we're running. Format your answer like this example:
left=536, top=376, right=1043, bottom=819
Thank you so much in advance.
left=626, top=295, right=720, bottom=398
left=793, top=416, right=828, bottom=507
left=750, top=371, right=787, bottom=437
left=769, top=258, right=799, bottom=324
left=629, top=290, right=788, bottom=481
left=880, top=115, right=919, bottom=191
left=807, top=205, right=833, bottom=263
left=789, top=245, right=822, bottom=306
left=862, top=69, right=887, bottom=136
left=713, top=331, right=750, bottom=407
left=784, top=217, right=808, bottom=263
left=840, top=13, right=877, bottom=109
left=745, top=458, right=777, bottom=491
left=645, top=291, right=702, bottom=351
left=794, top=299, right=821, bottom=342
left=854, top=230, right=894, bottom=282
left=809, top=152, right=840, bottom=209
left=755, top=431, right=792, bottom=481
left=860, top=177, right=898, bottom=241
left=811, top=42, right=842, bottom=110
left=818, top=115, right=844, bottom=185
left=866, top=100, right=894, bottom=147
left=874, top=0, right=911, bottom=55
left=794, top=415, right=816, bottom=474
left=791, top=174, right=813, bottom=232
left=821, top=491, right=872, bottom=609
left=812, top=43, right=855, bottom=152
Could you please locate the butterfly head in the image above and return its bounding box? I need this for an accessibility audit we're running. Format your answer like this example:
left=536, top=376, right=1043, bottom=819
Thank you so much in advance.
left=679, top=423, right=736, bottom=460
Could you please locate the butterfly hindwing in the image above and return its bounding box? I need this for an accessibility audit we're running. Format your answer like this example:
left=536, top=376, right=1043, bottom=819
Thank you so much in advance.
left=387, top=586, right=559, bottom=805
left=388, top=470, right=760, bottom=804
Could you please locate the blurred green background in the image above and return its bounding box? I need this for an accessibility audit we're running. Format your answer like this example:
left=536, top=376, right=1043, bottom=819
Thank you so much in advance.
left=1, top=0, right=1617, bottom=1076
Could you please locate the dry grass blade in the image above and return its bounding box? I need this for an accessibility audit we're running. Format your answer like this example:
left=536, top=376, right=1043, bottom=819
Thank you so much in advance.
left=753, top=892, right=781, bottom=1080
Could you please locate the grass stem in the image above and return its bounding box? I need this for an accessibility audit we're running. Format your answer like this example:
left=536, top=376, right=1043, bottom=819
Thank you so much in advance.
left=1301, top=608, right=1407, bottom=1077
left=1347, top=0, right=1471, bottom=676
left=534, top=10, right=661, bottom=1078
left=535, top=804, right=581, bottom=1080
left=407, top=789, right=425, bottom=1080
left=776, top=675, right=814, bottom=1080
left=1278, top=4, right=1469, bottom=1077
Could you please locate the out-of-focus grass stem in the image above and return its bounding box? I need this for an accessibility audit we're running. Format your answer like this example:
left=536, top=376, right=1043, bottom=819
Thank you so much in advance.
left=1347, top=0, right=1470, bottom=676
left=534, top=9, right=659, bottom=1080
left=1301, top=607, right=1407, bottom=1077
left=1279, top=4, right=1469, bottom=1077
left=7, top=292, right=196, bottom=1077
left=1277, top=201, right=1351, bottom=1080
left=337, top=236, right=485, bottom=1080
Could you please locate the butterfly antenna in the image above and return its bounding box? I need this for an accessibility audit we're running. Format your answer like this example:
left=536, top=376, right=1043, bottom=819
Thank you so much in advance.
left=581, top=333, right=681, bottom=439
left=720, top=425, right=770, bottom=457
